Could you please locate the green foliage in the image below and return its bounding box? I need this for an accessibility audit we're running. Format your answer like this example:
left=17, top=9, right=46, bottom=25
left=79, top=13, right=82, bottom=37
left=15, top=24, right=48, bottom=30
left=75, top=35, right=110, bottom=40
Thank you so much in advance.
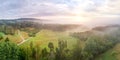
left=55, top=40, right=70, bottom=60
left=48, top=42, right=54, bottom=50
left=41, top=48, right=48, bottom=60
left=0, top=21, right=120, bottom=60
left=95, top=50, right=117, bottom=60
left=19, top=42, right=41, bottom=60
left=19, top=48, right=26, bottom=60
left=0, top=32, right=5, bottom=40
left=0, top=38, right=19, bottom=60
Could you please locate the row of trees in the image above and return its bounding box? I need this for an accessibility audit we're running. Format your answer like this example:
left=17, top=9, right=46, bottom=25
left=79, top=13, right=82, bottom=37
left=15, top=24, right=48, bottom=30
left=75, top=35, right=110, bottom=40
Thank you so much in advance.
left=0, top=31, right=120, bottom=60
left=73, top=35, right=118, bottom=60
left=0, top=38, right=20, bottom=60
left=70, top=30, right=120, bottom=60
left=0, top=25, right=16, bottom=35
left=0, top=37, right=70, bottom=60
left=0, top=20, right=80, bottom=36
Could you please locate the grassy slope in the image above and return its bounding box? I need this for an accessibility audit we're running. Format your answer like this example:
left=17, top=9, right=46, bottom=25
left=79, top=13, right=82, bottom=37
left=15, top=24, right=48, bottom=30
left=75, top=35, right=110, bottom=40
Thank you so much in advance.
left=95, top=43, right=120, bottom=60
left=20, top=30, right=78, bottom=50
left=0, top=31, right=29, bottom=44
left=0, top=32, right=6, bottom=41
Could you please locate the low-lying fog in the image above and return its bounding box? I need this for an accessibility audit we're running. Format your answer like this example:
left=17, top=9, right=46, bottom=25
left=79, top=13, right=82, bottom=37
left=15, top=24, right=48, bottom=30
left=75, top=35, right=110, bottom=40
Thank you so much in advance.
left=33, top=17, right=120, bottom=28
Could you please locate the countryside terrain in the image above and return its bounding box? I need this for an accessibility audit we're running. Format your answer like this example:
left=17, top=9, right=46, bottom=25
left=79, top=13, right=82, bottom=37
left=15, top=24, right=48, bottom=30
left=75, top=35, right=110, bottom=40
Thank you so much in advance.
left=0, top=18, right=120, bottom=60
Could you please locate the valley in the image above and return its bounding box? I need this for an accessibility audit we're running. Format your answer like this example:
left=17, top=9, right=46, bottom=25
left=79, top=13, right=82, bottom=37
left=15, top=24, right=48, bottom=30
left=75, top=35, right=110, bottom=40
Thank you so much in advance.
left=0, top=19, right=120, bottom=60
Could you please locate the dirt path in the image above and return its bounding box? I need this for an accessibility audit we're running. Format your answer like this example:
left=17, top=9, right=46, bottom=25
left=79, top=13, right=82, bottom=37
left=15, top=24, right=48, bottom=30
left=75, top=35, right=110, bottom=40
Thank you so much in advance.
left=17, top=30, right=31, bottom=45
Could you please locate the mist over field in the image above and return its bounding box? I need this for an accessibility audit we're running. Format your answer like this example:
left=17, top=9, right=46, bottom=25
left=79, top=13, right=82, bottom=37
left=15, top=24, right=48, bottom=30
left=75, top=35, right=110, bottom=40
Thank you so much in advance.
left=0, top=0, right=120, bottom=60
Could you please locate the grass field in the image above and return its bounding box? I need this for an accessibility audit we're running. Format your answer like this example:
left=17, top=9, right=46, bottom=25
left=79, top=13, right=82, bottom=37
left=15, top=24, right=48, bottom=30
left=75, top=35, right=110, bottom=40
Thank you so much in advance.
left=19, top=30, right=78, bottom=50
left=95, top=43, right=120, bottom=60
left=0, top=31, right=29, bottom=44
left=1, top=29, right=119, bottom=60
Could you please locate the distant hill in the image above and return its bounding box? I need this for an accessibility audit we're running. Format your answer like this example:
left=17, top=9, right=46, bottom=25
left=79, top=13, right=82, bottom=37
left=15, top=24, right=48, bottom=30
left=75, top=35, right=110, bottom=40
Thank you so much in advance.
left=17, top=18, right=39, bottom=20
left=92, top=25, right=120, bottom=31
left=0, top=18, right=84, bottom=32
left=0, top=18, right=40, bottom=20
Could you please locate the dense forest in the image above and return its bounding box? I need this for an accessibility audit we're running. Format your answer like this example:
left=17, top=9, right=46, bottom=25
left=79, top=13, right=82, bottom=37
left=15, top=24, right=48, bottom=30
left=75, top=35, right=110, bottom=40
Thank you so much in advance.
left=0, top=20, right=120, bottom=60
left=0, top=19, right=81, bottom=36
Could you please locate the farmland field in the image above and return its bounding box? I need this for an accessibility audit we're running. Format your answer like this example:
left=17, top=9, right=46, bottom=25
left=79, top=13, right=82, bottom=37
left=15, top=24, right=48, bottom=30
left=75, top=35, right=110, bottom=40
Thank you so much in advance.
left=0, top=20, right=120, bottom=60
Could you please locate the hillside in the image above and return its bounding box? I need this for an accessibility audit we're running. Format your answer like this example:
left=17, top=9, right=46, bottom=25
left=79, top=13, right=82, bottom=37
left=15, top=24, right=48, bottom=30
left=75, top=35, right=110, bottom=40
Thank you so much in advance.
left=0, top=20, right=120, bottom=60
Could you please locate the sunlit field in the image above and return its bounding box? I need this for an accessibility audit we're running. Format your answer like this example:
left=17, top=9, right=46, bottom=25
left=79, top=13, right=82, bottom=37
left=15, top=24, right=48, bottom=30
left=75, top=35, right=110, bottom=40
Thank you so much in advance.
left=0, top=20, right=120, bottom=60
left=0, top=0, right=120, bottom=60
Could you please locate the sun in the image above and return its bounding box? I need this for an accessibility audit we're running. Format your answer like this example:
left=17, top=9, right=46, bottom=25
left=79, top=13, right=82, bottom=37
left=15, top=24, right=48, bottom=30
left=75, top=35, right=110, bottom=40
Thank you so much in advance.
left=71, top=16, right=89, bottom=23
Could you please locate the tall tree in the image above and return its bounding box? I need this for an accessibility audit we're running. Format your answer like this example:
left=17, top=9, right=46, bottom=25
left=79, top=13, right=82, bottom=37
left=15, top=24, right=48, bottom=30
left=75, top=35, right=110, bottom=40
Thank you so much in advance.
left=48, top=42, right=55, bottom=60
left=0, top=38, right=20, bottom=60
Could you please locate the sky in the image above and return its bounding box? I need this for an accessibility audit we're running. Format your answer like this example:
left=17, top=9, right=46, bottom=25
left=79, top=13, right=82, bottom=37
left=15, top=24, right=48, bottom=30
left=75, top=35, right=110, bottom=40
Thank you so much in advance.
left=0, top=0, right=120, bottom=26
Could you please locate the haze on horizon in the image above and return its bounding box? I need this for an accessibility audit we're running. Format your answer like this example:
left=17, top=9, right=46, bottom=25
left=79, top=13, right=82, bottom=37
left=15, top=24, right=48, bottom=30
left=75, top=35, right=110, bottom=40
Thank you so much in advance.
left=0, top=0, right=120, bottom=26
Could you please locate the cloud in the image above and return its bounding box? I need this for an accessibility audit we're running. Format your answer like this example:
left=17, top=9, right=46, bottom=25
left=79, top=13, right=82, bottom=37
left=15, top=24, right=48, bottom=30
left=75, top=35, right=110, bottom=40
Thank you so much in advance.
left=97, top=0, right=120, bottom=15
left=0, top=0, right=74, bottom=18
left=0, top=0, right=27, bottom=18
left=0, top=0, right=120, bottom=26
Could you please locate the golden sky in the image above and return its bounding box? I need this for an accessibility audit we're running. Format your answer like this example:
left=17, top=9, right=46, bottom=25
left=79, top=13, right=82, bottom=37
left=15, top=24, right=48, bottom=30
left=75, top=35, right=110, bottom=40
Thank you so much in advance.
left=0, top=0, right=120, bottom=26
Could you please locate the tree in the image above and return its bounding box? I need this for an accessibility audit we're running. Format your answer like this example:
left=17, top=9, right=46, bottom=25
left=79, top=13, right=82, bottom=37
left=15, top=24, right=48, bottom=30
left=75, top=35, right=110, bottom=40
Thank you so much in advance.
left=41, top=48, right=48, bottom=60
left=0, top=32, right=4, bottom=40
left=48, top=42, right=54, bottom=51
left=72, top=40, right=82, bottom=60
left=48, top=42, right=55, bottom=60
left=29, top=42, right=41, bottom=60
left=0, top=38, right=20, bottom=60
left=19, top=48, right=26, bottom=60
left=55, top=40, right=69, bottom=60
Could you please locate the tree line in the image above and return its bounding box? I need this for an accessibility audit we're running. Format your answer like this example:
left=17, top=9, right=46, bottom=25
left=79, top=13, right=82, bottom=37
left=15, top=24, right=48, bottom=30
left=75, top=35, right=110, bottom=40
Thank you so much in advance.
left=0, top=20, right=80, bottom=36
left=0, top=32, right=120, bottom=60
